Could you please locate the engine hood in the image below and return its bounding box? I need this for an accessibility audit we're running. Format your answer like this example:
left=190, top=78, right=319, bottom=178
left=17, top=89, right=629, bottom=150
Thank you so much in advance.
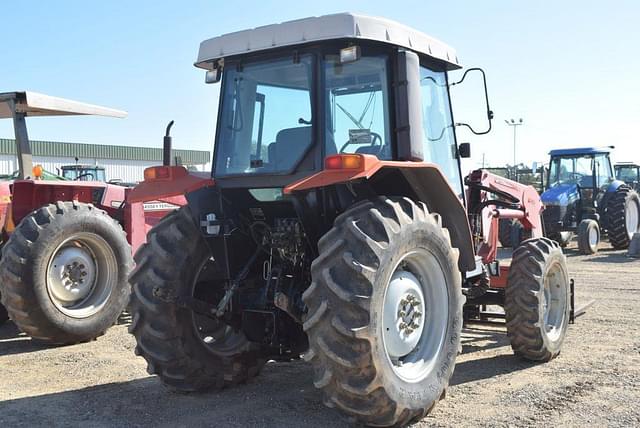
left=541, top=183, right=580, bottom=207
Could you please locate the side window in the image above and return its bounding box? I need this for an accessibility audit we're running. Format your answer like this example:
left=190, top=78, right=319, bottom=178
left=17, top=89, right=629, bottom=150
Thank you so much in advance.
left=420, top=67, right=461, bottom=195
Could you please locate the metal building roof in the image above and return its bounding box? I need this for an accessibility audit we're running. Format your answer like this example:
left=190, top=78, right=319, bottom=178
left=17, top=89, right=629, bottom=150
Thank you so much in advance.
left=0, top=139, right=210, bottom=165
left=0, top=91, right=127, bottom=119
left=196, top=12, right=460, bottom=70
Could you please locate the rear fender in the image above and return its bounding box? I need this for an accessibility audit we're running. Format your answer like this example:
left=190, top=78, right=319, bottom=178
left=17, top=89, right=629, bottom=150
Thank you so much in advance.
left=125, top=166, right=214, bottom=254
left=285, top=157, right=475, bottom=271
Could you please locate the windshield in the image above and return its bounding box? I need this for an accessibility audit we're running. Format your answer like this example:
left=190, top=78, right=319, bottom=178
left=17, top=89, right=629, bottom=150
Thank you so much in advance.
left=548, top=156, right=594, bottom=188
left=62, top=167, right=105, bottom=181
left=214, top=55, right=313, bottom=176
left=617, top=165, right=639, bottom=182
left=324, top=55, right=392, bottom=159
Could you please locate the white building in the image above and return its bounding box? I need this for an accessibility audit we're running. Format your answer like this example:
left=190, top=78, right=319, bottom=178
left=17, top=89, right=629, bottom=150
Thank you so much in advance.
left=0, top=138, right=211, bottom=182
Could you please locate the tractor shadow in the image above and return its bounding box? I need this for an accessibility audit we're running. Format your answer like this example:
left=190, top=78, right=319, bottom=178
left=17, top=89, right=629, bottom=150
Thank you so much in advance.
left=0, top=321, right=52, bottom=357
left=452, top=324, right=537, bottom=386
left=0, top=362, right=348, bottom=428
left=563, top=246, right=635, bottom=263
left=0, top=326, right=536, bottom=426
left=0, top=311, right=132, bottom=357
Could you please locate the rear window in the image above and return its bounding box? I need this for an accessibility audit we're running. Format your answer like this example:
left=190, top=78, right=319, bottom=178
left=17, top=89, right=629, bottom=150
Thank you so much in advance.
left=214, top=55, right=314, bottom=176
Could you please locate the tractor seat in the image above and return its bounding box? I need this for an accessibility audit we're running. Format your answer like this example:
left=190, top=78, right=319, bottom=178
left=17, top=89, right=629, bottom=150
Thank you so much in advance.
left=267, top=126, right=311, bottom=169
left=579, top=175, right=595, bottom=188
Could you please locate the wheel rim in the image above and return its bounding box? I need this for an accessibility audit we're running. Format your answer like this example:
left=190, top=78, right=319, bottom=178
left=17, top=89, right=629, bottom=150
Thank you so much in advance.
left=625, top=200, right=639, bottom=238
left=190, top=259, right=247, bottom=355
left=46, top=233, right=117, bottom=318
left=559, top=232, right=572, bottom=245
left=588, top=226, right=599, bottom=247
left=541, top=261, right=567, bottom=342
left=382, top=249, right=449, bottom=383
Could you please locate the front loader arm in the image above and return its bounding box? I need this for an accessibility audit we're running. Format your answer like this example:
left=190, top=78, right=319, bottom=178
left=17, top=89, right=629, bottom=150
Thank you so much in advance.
left=466, top=169, right=544, bottom=263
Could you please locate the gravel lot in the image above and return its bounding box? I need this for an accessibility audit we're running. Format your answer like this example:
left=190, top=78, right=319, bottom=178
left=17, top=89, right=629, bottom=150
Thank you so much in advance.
left=1, top=242, right=639, bottom=427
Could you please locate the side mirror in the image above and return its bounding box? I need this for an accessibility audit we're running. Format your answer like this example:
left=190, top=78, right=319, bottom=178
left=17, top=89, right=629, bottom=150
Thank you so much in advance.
left=450, top=68, right=493, bottom=135
left=205, top=68, right=222, bottom=84
left=458, top=142, right=471, bottom=159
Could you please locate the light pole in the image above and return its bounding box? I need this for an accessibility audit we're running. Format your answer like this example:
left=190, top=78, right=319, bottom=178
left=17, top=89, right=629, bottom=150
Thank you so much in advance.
left=505, top=118, right=524, bottom=167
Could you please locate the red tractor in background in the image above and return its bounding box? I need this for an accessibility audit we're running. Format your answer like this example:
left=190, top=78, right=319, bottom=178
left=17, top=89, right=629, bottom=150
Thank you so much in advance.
left=0, top=91, right=176, bottom=344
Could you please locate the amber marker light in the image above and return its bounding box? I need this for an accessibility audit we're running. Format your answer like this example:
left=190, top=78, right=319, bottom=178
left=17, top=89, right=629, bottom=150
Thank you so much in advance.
left=324, top=154, right=364, bottom=170
left=32, top=164, right=44, bottom=179
left=144, top=166, right=171, bottom=181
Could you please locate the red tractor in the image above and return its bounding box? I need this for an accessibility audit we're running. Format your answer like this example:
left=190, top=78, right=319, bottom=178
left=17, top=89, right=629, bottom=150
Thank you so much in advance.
left=0, top=91, right=176, bottom=344
left=126, top=14, right=587, bottom=426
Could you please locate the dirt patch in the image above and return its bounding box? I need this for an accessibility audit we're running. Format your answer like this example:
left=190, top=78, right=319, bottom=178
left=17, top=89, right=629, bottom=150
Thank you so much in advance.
left=1, top=243, right=639, bottom=427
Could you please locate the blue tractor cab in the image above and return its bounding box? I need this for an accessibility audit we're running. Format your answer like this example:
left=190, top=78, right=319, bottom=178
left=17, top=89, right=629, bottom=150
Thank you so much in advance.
left=615, top=162, right=640, bottom=192
left=541, top=147, right=640, bottom=254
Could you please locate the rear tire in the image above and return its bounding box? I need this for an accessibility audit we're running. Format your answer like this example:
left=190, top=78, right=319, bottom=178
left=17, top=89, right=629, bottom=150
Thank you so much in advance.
left=0, top=300, right=7, bottom=325
left=510, top=220, right=526, bottom=249
left=607, top=186, right=640, bottom=249
left=129, top=206, right=265, bottom=392
left=577, top=219, right=599, bottom=255
left=0, top=201, right=132, bottom=344
left=505, top=238, right=570, bottom=361
left=303, top=197, right=462, bottom=427
left=499, top=219, right=513, bottom=247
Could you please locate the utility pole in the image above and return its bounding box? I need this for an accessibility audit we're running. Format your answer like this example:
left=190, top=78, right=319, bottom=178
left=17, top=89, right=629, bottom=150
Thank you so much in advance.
left=505, top=118, right=524, bottom=167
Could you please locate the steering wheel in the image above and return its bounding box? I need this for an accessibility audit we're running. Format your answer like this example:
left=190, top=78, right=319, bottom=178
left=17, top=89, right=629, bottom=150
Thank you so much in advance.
left=76, top=172, right=95, bottom=181
left=339, top=131, right=383, bottom=155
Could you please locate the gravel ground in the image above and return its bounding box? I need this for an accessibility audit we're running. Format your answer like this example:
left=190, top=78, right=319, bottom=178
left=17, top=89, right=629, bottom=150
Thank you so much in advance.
left=1, top=242, right=639, bottom=427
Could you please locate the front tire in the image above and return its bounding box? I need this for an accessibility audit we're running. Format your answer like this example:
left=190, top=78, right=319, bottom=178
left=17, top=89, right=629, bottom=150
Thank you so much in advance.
left=505, top=238, right=570, bottom=361
left=607, top=186, right=640, bottom=249
left=303, top=197, right=462, bottom=427
left=129, top=206, right=265, bottom=392
left=0, top=201, right=132, bottom=344
left=577, top=219, right=600, bottom=255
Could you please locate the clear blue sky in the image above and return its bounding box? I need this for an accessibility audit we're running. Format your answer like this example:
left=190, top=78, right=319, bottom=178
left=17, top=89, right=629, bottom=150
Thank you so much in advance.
left=1, top=0, right=638, bottom=168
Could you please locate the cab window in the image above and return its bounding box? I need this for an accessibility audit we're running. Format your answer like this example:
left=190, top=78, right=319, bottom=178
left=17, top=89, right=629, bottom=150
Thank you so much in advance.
left=420, top=66, right=461, bottom=195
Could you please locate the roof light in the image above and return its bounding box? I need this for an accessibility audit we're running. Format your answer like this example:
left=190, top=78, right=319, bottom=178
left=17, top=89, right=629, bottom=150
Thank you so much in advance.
left=325, top=154, right=364, bottom=170
left=339, top=46, right=361, bottom=64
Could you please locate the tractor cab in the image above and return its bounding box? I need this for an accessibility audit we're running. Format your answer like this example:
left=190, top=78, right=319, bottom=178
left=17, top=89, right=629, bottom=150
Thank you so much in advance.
left=193, top=15, right=493, bottom=200
left=615, top=162, right=640, bottom=191
left=543, top=147, right=617, bottom=211
left=60, top=164, right=107, bottom=181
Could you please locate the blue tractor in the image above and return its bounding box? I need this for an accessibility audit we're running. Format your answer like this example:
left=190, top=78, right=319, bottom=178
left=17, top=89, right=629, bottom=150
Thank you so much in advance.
left=541, top=147, right=640, bottom=254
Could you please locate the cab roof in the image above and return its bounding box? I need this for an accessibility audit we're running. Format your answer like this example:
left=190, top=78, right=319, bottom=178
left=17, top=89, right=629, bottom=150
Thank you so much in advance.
left=549, top=147, right=614, bottom=156
left=196, top=13, right=460, bottom=70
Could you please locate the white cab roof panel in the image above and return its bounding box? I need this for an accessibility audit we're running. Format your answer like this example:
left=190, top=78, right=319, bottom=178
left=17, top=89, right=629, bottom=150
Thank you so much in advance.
left=196, top=13, right=460, bottom=70
left=0, top=91, right=127, bottom=119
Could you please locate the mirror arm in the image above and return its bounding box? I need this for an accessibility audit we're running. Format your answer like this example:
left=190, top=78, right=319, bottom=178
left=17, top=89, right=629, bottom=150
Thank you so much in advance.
left=451, top=67, right=493, bottom=135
